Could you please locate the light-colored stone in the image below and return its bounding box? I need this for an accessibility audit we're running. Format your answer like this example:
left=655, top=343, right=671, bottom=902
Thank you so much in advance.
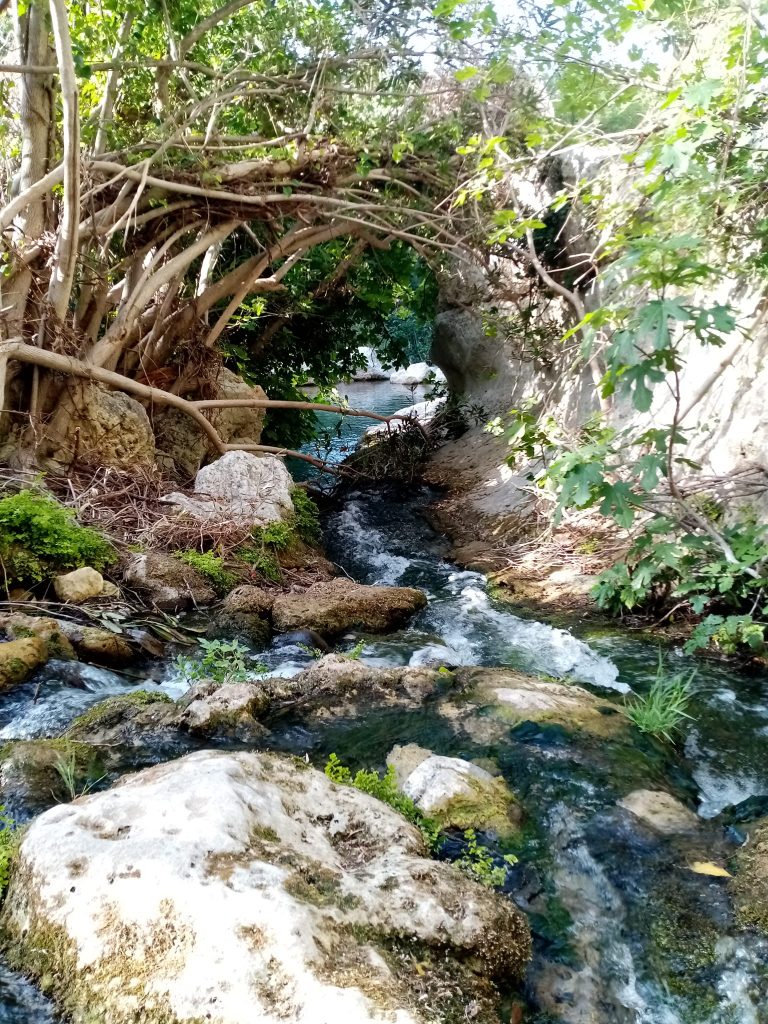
left=178, top=681, right=269, bottom=741
left=387, top=743, right=520, bottom=836
left=0, top=612, right=76, bottom=661
left=163, top=452, right=294, bottom=527
left=53, top=566, right=105, bottom=604
left=618, top=789, right=699, bottom=834
left=70, top=626, right=134, bottom=666
left=2, top=750, right=531, bottom=1024
left=390, top=362, right=445, bottom=385
left=272, top=578, right=427, bottom=636
left=123, top=551, right=216, bottom=610
left=0, top=637, right=48, bottom=691
left=352, top=347, right=390, bottom=381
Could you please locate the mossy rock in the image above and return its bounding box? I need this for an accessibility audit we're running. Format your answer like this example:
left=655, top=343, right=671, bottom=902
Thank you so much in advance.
left=0, top=612, right=77, bottom=662
left=731, top=817, right=768, bottom=934
left=0, top=738, right=104, bottom=817
left=0, top=637, right=49, bottom=692
left=66, top=690, right=174, bottom=741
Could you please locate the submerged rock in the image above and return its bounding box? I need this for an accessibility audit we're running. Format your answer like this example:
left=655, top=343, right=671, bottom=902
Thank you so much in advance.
left=387, top=744, right=521, bottom=836
left=443, top=667, right=626, bottom=741
left=2, top=750, right=531, bottom=1024
left=123, top=551, right=216, bottom=610
left=732, top=817, right=768, bottom=933
left=618, top=789, right=699, bottom=835
left=0, top=637, right=48, bottom=691
left=272, top=578, right=427, bottom=637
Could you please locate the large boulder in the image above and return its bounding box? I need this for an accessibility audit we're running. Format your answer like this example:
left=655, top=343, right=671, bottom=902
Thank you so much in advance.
left=390, top=363, right=445, bottom=386
left=162, top=451, right=294, bottom=527
left=387, top=744, right=521, bottom=837
left=122, top=551, right=216, bottom=610
left=0, top=637, right=48, bottom=691
left=272, top=578, right=427, bottom=637
left=1, top=751, right=530, bottom=1024
left=155, top=369, right=268, bottom=479
left=46, top=382, right=155, bottom=469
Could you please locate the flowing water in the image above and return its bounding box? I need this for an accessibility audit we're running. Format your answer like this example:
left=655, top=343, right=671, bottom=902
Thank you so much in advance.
left=1, top=380, right=768, bottom=1022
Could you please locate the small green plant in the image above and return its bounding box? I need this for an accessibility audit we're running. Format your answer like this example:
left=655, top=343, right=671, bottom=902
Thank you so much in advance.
left=0, top=805, right=16, bottom=895
left=175, top=550, right=238, bottom=595
left=175, top=638, right=267, bottom=685
left=297, top=642, right=325, bottom=659
left=342, top=639, right=366, bottom=660
left=53, top=752, right=104, bottom=801
left=0, top=489, right=115, bottom=590
left=324, top=754, right=440, bottom=848
left=237, top=545, right=282, bottom=583
left=253, top=521, right=293, bottom=550
left=290, top=488, right=321, bottom=544
left=622, top=654, right=695, bottom=742
left=457, top=828, right=517, bottom=888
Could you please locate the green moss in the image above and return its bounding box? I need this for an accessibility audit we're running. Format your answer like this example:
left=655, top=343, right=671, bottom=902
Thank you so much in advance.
left=174, top=550, right=238, bottom=595
left=0, top=490, right=115, bottom=592
left=284, top=863, right=361, bottom=910
left=430, top=775, right=519, bottom=839
left=237, top=544, right=282, bottom=583
left=290, top=488, right=321, bottom=544
left=731, top=818, right=768, bottom=933
left=67, top=690, right=173, bottom=734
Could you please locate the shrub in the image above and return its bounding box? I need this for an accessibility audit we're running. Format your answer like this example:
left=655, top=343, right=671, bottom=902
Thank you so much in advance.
left=685, top=613, right=766, bottom=656
left=175, top=550, right=238, bottom=595
left=622, top=655, right=695, bottom=742
left=175, top=638, right=267, bottom=685
left=592, top=514, right=768, bottom=619
left=237, top=544, right=282, bottom=583
left=458, top=828, right=517, bottom=888
left=0, top=490, right=115, bottom=589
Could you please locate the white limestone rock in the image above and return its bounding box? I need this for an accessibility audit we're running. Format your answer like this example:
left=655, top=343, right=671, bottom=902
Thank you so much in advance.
left=387, top=743, right=520, bottom=836
left=352, top=346, right=390, bottom=381
left=53, top=566, right=106, bottom=603
left=2, top=750, right=530, bottom=1024
left=163, top=451, right=294, bottom=527
left=390, top=362, right=445, bottom=385
left=618, top=789, right=700, bottom=835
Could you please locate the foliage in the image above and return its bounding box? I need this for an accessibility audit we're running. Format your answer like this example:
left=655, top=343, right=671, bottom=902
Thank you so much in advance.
left=290, top=488, right=322, bottom=545
left=592, top=514, right=768, bottom=616
left=175, top=639, right=267, bottom=686
left=0, top=805, right=16, bottom=897
left=324, top=754, right=440, bottom=849
left=0, top=490, right=115, bottom=590
left=237, top=545, right=282, bottom=584
left=342, top=639, right=367, bottom=660
left=53, top=751, right=103, bottom=802
left=175, top=550, right=238, bottom=596
left=457, top=828, right=517, bottom=889
left=685, top=614, right=766, bottom=657
left=622, top=656, right=695, bottom=743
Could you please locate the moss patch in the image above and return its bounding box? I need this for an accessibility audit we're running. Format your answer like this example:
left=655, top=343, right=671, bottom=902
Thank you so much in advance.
left=67, top=690, right=173, bottom=736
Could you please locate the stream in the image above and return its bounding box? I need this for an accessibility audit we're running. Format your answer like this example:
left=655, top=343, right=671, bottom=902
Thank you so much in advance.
left=1, top=380, right=767, bottom=1022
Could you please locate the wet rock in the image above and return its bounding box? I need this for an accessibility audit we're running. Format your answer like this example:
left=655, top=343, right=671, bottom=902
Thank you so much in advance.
left=216, top=585, right=274, bottom=644
left=122, top=551, right=216, bottom=611
left=52, top=567, right=105, bottom=603
left=0, top=637, right=48, bottom=691
left=0, top=739, right=103, bottom=819
left=272, top=578, right=427, bottom=637
left=387, top=743, right=521, bottom=836
left=732, top=817, right=768, bottom=933
left=67, top=626, right=134, bottom=666
left=267, top=654, right=442, bottom=719
left=177, top=681, right=270, bottom=742
left=66, top=689, right=177, bottom=747
left=444, top=667, right=626, bottom=741
left=1, top=750, right=530, bottom=1024
left=618, top=789, right=699, bottom=835
left=0, top=613, right=76, bottom=661
left=163, top=451, right=294, bottom=527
